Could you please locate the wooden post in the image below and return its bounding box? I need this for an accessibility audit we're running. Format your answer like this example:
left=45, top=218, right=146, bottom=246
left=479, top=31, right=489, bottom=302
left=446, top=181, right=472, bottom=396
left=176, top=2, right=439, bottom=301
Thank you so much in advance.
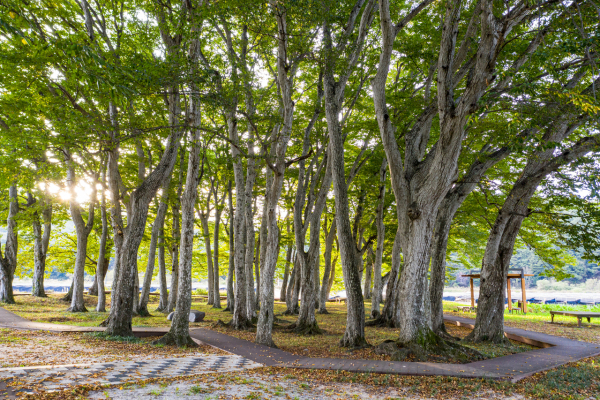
left=507, top=278, right=512, bottom=312
left=470, top=277, right=474, bottom=308
left=521, top=275, right=527, bottom=314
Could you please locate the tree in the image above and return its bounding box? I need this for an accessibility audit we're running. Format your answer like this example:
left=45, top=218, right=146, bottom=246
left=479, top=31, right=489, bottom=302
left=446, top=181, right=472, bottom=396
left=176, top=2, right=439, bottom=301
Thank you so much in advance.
left=0, top=185, right=19, bottom=304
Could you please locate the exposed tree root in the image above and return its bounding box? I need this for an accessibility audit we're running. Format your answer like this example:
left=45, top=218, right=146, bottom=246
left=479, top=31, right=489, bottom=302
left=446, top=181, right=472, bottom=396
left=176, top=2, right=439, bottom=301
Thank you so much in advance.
left=273, top=317, right=291, bottom=324
left=365, top=314, right=396, bottom=328
left=317, top=309, right=329, bottom=315
left=66, top=305, right=88, bottom=313
left=370, top=309, right=380, bottom=319
left=432, top=323, right=459, bottom=341
left=136, top=307, right=152, bottom=318
left=375, top=330, right=484, bottom=363
left=222, top=318, right=255, bottom=331
left=152, top=332, right=198, bottom=348
left=98, top=318, right=109, bottom=327
left=287, top=321, right=324, bottom=335
left=339, top=334, right=370, bottom=349
left=154, top=306, right=167, bottom=314
left=464, top=329, right=511, bottom=345
left=222, top=307, right=232, bottom=312
left=282, top=309, right=299, bottom=316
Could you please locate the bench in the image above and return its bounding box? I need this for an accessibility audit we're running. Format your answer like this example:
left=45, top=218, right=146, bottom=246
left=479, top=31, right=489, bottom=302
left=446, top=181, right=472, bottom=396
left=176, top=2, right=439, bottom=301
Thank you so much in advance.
left=550, top=311, right=600, bottom=327
left=456, top=306, right=476, bottom=312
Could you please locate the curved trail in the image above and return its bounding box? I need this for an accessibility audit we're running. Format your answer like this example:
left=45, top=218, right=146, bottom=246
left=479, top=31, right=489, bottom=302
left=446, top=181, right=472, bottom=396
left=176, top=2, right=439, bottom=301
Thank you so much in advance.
left=1, top=306, right=599, bottom=398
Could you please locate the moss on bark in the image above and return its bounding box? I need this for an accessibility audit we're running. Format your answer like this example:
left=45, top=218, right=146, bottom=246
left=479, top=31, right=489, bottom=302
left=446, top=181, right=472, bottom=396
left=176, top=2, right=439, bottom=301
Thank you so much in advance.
left=152, top=332, right=198, bottom=348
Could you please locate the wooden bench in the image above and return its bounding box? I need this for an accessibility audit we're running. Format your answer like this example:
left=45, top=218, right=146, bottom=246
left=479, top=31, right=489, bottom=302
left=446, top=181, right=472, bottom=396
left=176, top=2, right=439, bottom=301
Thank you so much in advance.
left=456, top=306, right=476, bottom=312
left=550, top=311, right=600, bottom=327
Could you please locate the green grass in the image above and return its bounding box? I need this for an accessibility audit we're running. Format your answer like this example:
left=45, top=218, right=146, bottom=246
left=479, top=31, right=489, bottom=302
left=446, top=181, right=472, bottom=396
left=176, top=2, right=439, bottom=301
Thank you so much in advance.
left=0, top=328, right=30, bottom=344
left=84, top=331, right=142, bottom=343
left=443, top=300, right=599, bottom=325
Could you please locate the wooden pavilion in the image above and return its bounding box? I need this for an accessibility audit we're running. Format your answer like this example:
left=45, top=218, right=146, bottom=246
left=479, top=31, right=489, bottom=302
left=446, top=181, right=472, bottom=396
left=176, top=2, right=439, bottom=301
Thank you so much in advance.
left=461, top=269, right=534, bottom=314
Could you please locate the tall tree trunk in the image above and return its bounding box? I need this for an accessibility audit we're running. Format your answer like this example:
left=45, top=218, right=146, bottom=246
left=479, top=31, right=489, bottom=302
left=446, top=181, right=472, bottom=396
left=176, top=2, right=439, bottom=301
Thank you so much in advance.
left=199, top=210, right=214, bottom=305
left=157, top=91, right=204, bottom=346
left=156, top=227, right=168, bottom=312
left=324, top=74, right=367, bottom=348
left=62, top=280, right=74, bottom=302
left=132, top=270, right=140, bottom=315
left=96, top=174, right=109, bottom=313
left=254, top=235, right=261, bottom=310
left=255, top=3, right=300, bottom=345
left=105, top=113, right=183, bottom=336
left=321, top=1, right=375, bottom=347
left=244, top=144, right=257, bottom=320
left=32, top=198, right=52, bottom=298
left=105, top=101, right=124, bottom=322
left=139, top=175, right=172, bottom=316
left=224, top=180, right=235, bottom=312
left=168, top=201, right=181, bottom=314
left=468, top=123, right=598, bottom=342
left=280, top=244, right=293, bottom=302
left=371, top=159, right=387, bottom=317
left=258, top=191, right=270, bottom=307
left=0, top=185, right=19, bottom=304
left=318, top=218, right=336, bottom=314
left=285, top=259, right=298, bottom=314
left=229, top=110, right=251, bottom=330
left=212, top=185, right=225, bottom=309
left=328, top=252, right=337, bottom=296
left=363, top=246, right=373, bottom=299
left=66, top=159, right=97, bottom=313
left=167, top=151, right=184, bottom=314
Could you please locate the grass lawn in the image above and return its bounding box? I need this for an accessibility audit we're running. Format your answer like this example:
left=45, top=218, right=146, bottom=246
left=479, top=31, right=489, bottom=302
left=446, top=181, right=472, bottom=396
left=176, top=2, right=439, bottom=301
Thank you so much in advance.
left=443, top=301, right=600, bottom=344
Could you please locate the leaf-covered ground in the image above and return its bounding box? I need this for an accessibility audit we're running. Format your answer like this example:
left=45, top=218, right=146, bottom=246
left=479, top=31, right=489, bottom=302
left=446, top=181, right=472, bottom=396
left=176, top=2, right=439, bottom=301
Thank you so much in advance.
left=3, top=295, right=600, bottom=399
left=20, top=357, right=600, bottom=400
left=0, top=328, right=226, bottom=368
left=4, top=294, right=538, bottom=363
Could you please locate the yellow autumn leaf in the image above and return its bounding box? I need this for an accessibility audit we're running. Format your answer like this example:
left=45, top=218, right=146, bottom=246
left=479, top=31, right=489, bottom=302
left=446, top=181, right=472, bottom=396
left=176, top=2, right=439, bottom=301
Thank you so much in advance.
left=9, top=11, right=16, bottom=18
left=21, top=38, right=27, bottom=45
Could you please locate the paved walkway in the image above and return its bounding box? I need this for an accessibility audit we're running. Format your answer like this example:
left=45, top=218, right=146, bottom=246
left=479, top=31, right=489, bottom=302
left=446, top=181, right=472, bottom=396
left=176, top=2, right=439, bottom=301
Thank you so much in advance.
left=0, top=355, right=261, bottom=398
left=1, top=306, right=600, bottom=398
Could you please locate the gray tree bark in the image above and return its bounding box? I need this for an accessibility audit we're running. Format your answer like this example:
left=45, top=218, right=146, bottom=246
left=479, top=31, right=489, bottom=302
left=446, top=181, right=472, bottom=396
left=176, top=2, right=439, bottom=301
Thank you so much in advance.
left=157, top=95, right=204, bottom=346
left=0, top=185, right=19, bottom=304
left=318, top=217, right=336, bottom=314
left=31, top=196, right=52, bottom=298
left=363, top=245, right=373, bottom=299
left=280, top=243, right=293, bottom=303
left=322, top=0, right=375, bottom=348
left=371, top=159, right=387, bottom=318
left=167, top=165, right=183, bottom=314
left=372, top=0, right=508, bottom=347
left=139, top=174, right=172, bottom=316
left=199, top=190, right=214, bottom=306
left=105, top=107, right=183, bottom=336
left=156, top=227, right=168, bottom=312
left=96, top=171, right=109, bottom=312
left=256, top=2, right=302, bottom=346
left=244, top=150, right=256, bottom=319
left=470, top=78, right=600, bottom=342
left=66, top=158, right=97, bottom=313
left=224, top=180, right=235, bottom=312
left=229, top=108, right=251, bottom=329
left=285, top=256, right=299, bottom=314
left=212, top=182, right=226, bottom=309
